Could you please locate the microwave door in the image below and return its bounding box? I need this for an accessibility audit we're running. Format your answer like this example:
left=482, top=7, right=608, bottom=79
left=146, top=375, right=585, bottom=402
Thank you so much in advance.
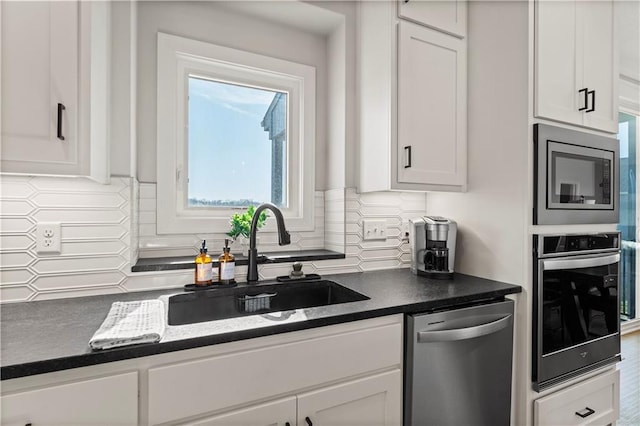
left=547, top=141, right=615, bottom=210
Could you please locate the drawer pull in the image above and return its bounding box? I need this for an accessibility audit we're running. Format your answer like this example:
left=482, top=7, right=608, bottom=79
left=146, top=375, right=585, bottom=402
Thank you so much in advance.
left=305, top=417, right=313, bottom=426
left=575, top=407, right=595, bottom=418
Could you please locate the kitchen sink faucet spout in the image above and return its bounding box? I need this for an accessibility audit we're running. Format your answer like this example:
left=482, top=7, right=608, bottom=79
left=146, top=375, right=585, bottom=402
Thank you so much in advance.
left=248, top=203, right=291, bottom=282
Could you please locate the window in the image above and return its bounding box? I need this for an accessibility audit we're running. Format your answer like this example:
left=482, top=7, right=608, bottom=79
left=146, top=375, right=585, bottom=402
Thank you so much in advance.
left=157, top=33, right=315, bottom=234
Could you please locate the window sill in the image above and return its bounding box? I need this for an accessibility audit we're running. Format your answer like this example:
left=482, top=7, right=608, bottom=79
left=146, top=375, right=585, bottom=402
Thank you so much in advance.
left=131, top=249, right=345, bottom=273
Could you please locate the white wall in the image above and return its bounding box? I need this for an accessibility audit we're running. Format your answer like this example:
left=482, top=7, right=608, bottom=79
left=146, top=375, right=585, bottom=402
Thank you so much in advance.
left=427, top=1, right=529, bottom=286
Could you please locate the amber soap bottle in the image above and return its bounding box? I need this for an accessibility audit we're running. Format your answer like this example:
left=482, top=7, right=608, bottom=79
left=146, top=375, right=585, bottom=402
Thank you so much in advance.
left=194, top=240, right=213, bottom=286
left=218, top=239, right=236, bottom=284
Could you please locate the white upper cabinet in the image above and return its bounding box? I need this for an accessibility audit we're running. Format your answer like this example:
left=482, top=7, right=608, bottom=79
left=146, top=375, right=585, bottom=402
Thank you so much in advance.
left=359, top=1, right=467, bottom=193
left=1, top=1, right=78, bottom=172
left=397, top=21, right=466, bottom=187
left=0, top=1, right=110, bottom=182
left=534, top=0, right=618, bottom=133
left=398, top=0, right=467, bottom=38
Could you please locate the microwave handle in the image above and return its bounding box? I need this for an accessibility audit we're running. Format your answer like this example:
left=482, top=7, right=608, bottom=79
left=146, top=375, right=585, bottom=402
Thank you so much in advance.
left=542, top=253, right=620, bottom=271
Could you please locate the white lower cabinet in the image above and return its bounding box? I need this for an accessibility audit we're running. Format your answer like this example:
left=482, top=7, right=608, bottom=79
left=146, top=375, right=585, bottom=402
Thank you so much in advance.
left=0, top=371, right=138, bottom=426
left=179, top=370, right=401, bottom=426
left=534, top=369, right=620, bottom=426
left=0, top=316, right=403, bottom=426
left=178, top=396, right=297, bottom=426
left=147, top=315, right=403, bottom=425
left=297, top=370, right=402, bottom=426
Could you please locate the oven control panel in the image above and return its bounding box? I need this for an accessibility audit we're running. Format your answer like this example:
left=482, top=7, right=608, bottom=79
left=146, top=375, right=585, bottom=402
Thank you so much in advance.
left=538, top=233, right=620, bottom=256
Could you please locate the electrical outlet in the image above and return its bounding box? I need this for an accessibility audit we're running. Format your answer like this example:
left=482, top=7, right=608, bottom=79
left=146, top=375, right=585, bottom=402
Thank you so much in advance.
left=363, top=219, right=387, bottom=241
left=36, top=222, right=61, bottom=254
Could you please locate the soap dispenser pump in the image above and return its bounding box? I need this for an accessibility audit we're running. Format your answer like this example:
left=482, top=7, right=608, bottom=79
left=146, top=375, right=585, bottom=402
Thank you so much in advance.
left=218, top=238, right=236, bottom=284
left=194, top=240, right=213, bottom=286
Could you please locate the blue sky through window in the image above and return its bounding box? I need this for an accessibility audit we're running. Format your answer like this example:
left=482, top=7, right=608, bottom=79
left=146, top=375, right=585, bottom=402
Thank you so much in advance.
left=187, top=77, right=285, bottom=207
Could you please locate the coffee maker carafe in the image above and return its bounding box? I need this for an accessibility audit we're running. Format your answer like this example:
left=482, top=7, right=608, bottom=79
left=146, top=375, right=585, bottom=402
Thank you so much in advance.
left=409, top=216, right=457, bottom=279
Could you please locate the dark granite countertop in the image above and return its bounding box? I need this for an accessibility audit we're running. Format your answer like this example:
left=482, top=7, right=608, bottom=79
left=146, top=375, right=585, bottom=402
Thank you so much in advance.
left=1, top=269, right=521, bottom=380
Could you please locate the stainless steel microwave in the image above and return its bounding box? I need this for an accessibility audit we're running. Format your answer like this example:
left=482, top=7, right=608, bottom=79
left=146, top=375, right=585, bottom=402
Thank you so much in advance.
left=534, top=124, right=620, bottom=225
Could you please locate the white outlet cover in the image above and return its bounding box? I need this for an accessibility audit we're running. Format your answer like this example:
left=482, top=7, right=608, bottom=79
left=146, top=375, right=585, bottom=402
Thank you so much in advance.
left=36, top=222, right=61, bottom=254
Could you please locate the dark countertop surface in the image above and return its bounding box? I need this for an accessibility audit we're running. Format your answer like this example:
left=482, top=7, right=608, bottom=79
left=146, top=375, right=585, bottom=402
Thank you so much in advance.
left=1, top=269, right=521, bottom=380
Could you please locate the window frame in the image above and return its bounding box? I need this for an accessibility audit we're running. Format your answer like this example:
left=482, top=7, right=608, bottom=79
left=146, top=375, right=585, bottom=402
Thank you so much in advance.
left=156, top=32, right=315, bottom=234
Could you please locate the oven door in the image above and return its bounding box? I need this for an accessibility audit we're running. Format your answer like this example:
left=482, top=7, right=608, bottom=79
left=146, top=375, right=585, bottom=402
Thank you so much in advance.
left=533, top=252, right=621, bottom=391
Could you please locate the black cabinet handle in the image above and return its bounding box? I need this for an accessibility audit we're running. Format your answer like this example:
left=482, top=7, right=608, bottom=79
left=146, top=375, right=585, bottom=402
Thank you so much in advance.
left=586, top=90, right=595, bottom=112
left=57, top=103, right=66, bottom=141
left=404, top=145, right=412, bottom=168
left=575, top=407, right=595, bottom=418
left=305, top=417, right=313, bottom=426
left=578, top=88, right=588, bottom=111
left=285, top=423, right=291, bottom=426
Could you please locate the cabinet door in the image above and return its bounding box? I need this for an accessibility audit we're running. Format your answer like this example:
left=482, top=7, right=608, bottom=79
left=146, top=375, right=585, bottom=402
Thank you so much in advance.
left=297, top=370, right=402, bottom=426
left=177, top=396, right=296, bottom=426
left=1, top=1, right=80, bottom=174
left=580, top=0, right=617, bottom=133
left=534, top=0, right=583, bottom=127
left=1, top=372, right=138, bottom=426
left=397, top=21, right=466, bottom=187
left=398, top=0, right=467, bottom=38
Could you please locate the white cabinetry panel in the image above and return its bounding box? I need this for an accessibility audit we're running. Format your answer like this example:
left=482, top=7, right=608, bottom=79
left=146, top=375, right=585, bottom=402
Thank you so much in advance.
left=534, top=0, right=617, bottom=133
left=1, top=371, right=138, bottom=426
left=398, top=0, right=467, bottom=38
left=534, top=369, right=619, bottom=426
left=178, top=396, right=296, bottom=426
left=297, top=369, right=402, bottom=426
left=1, top=1, right=79, bottom=171
left=148, top=318, right=402, bottom=424
left=397, top=21, right=466, bottom=187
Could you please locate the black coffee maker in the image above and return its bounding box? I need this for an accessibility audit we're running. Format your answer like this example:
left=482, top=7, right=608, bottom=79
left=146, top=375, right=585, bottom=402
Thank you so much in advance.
left=409, top=216, right=457, bottom=279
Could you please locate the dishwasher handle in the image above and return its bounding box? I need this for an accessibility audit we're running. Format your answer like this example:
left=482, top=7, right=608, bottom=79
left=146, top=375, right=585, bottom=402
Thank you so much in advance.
left=417, top=314, right=512, bottom=343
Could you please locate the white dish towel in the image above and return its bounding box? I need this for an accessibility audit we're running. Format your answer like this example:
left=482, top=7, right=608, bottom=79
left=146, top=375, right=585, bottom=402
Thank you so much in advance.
left=89, top=300, right=166, bottom=350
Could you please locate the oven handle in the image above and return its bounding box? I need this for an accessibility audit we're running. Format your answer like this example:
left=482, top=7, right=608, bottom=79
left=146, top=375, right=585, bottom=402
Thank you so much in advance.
left=542, top=253, right=620, bottom=271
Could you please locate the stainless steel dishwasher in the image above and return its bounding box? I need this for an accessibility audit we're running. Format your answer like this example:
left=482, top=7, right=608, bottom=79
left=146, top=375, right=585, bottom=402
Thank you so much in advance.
left=404, top=299, right=514, bottom=426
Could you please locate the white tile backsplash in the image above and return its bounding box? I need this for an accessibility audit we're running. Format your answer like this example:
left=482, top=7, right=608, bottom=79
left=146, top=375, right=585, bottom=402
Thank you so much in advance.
left=0, top=175, right=427, bottom=303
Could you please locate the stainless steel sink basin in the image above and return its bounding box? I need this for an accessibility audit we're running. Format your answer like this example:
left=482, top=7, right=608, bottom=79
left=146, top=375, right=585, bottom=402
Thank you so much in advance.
left=167, top=280, right=369, bottom=325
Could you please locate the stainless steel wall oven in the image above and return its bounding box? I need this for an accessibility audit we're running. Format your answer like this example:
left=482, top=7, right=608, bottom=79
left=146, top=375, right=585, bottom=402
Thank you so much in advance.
left=534, top=124, right=620, bottom=225
left=533, top=233, right=621, bottom=391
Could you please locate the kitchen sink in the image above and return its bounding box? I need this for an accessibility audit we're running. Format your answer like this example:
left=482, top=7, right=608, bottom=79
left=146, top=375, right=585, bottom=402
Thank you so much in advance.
left=167, top=280, right=369, bottom=326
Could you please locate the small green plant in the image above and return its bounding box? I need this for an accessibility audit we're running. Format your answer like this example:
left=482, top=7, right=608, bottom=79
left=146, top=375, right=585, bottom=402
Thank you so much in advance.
left=227, top=206, right=268, bottom=240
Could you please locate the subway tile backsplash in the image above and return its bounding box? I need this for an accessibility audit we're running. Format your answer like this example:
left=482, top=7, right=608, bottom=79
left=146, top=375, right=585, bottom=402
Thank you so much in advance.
left=0, top=175, right=426, bottom=302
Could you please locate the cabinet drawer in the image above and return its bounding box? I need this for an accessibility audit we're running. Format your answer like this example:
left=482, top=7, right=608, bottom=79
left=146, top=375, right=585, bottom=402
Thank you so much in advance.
left=1, top=371, right=138, bottom=426
left=534, top=369, right=619, bottom=426
left=148, top=317, right=402, bottom=425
